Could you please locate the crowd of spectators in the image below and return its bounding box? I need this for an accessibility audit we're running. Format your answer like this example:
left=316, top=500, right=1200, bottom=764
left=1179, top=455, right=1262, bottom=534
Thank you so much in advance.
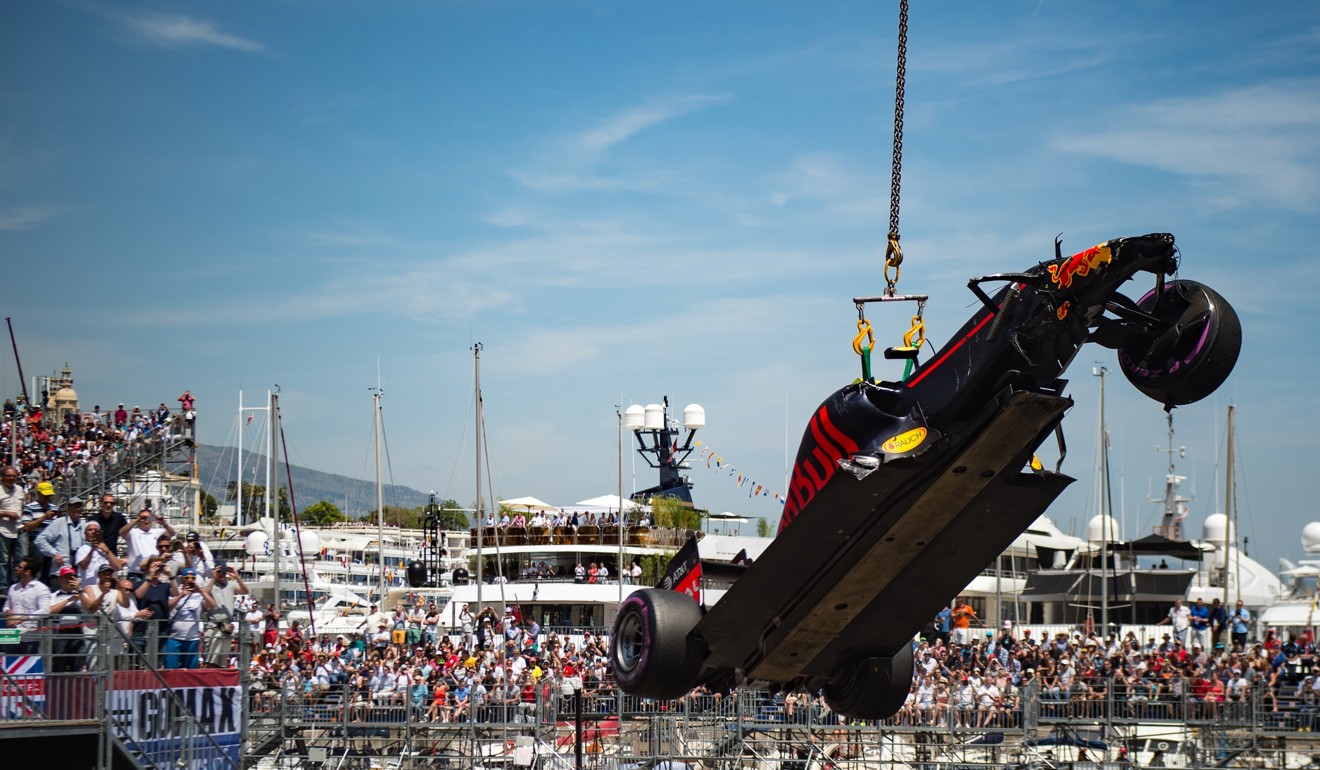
left=485, top=509, right=651, bottom=530
left=248, top=601, right=612, bottom=724
left=238, top=592, right=1320, bottom=733
left=1, top=393, right=191, bottom=485
left=0, top=391, right=194, bottom=597
left=890, top=601, right=1316, bottom=730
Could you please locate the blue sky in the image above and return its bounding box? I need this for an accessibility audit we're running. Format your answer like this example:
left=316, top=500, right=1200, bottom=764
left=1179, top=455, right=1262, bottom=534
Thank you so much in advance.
left=3, top=2, right=1318, bottom=573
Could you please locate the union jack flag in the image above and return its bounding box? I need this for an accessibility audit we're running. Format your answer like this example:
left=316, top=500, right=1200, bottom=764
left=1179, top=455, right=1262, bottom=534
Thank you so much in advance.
left=4, top=655, right=42, bottom=676
left=2, top=655, right=46, bottom=718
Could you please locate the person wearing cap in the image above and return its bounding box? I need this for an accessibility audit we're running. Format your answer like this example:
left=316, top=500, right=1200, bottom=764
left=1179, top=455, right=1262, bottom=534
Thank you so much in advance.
left=121, top=503, right=176, bottom=584
left=180, top=531, right=215, bottom=581
left=1189, top=597, right=1212, bottom=651
left=34, top=496, right=86, bottom=584
left=74, top=520, right=125, bottom=587
left=202, top=563, right=248, bottom=667
left=357, top=602, right=386, bottom=633
left=50, top=566, right=88, bottom=671
left=20, top=481, right=59, bottom=575
left=83, top=562, right=143, bottom=662
left=370, top=619, right=392, bottom=653
left=164, top=566, right=215, bottom=669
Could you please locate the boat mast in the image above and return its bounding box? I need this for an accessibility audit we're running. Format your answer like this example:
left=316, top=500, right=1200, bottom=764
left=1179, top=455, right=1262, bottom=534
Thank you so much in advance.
left=237, top=391, right=243, bottom=527
left=1154, top=414, right=1190, bottom=542
left=1095, top=366, right=1111, bottom=634
left=270, top=390, right=281, bottom=609
left=1225, top=404, right=1237, bottom=608
left=474, top=343, right=484, bottom=611
left=374, top=386, right=384, bottom=604
left=617, top=405, right=625, bottom=606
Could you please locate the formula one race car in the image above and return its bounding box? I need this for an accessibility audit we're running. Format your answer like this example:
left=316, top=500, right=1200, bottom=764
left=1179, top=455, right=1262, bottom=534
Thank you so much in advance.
left=610, top=233, right=1240, bottom=719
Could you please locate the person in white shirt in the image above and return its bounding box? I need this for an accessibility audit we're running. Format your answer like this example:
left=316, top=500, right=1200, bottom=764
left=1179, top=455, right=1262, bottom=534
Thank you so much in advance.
left=165, top=567, right=216, bottom=669
left=357, top=603, right=387, bottom=633
left=0, top=467, right=26, bottom=596
left=121, top=506, right=176, bottom=580
left=179, top=532, right=215, bottom=580
left=83, top=564, right=146, bottom=661
left=74, top=521, right=125, bottom=587
left=4, top=556, right=51, bottom=653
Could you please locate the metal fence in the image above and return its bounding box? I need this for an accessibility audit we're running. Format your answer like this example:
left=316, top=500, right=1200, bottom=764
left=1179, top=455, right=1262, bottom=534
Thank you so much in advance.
left=9, top=616, right=1320, bottom=769
left=1, top=614, right=244, bottom=770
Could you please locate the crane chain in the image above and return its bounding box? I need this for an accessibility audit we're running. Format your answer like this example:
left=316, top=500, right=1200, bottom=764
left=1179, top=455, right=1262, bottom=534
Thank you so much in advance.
left=884, top=0, right=908, bottom=296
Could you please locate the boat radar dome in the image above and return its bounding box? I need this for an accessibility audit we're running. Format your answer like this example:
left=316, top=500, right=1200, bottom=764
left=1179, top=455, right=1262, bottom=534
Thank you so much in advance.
left=682, top=404, right=706, bottom=429
left=1302, top=522, right=1320, bottom=554
left=1086, top=514, right=1121, bottom=543
left=298, top=529, right=321, bottom=555
left=1202, top=513, right=1234, bottom=546
left=244, top=531, right=270, bottom=556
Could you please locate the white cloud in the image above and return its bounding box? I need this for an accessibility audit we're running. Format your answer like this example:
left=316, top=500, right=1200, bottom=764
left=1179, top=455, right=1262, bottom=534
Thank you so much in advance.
left=0, top=205, right=61, bottom=231
left=1053, top=83, right=1320, bottom=211
left=511, top=93, right=729, bottom=192
left=118, top=12, right=265, bottom=53
left=572, top=93, right=729, bottom=156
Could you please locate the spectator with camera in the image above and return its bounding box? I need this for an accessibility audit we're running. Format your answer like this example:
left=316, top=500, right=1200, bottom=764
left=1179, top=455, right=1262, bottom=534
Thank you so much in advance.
left=132, top=555, right=173, bottom=652
left=179, top=531, right=215, bottom=580
left=202, top=563, right=248, bottom=667
left=122, top=505, right=176, bottom=585
left=165, top=566, right=215, bottom=669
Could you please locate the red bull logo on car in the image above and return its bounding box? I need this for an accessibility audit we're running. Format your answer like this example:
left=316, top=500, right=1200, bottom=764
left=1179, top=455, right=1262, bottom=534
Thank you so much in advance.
left=779, top=405, right=860, bottom=533
left=1048, top=243, right=1113, bottom=289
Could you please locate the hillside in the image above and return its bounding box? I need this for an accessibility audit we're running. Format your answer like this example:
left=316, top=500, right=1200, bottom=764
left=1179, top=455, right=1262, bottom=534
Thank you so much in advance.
left=193, top=443, right=436, bottom=517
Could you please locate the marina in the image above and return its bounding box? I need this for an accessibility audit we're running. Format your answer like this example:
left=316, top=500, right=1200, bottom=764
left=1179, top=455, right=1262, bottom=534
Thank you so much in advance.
left=4, top=382, right=1319, bottom=769
left=5, top=2, right=1317, bottom=767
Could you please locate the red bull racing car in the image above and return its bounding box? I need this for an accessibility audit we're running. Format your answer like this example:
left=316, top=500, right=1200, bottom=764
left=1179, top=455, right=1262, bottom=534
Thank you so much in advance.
left=610, top=233, right=1240, bottom=719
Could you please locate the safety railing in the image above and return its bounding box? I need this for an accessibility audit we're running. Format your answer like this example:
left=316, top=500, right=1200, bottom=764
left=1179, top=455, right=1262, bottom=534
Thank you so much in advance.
left=0, top=614, right=244, bottom=770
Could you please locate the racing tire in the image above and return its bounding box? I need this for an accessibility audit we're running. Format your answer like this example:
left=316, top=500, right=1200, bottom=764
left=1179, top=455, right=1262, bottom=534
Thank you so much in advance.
left=822, top=642, right=915, bottom=720
left=610, top=588, right=703, bottom=700
left=1117, top=280, right=1241, bottom=407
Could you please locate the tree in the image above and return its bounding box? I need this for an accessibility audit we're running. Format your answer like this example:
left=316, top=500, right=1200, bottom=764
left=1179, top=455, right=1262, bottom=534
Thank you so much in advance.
left=224, top=481, right=289, bottom=519
left=436, top=498, right=469, bottom=530
left=199, top=491, right=220, bottom=524
left=757, top=516, right=772, bottom=537
left=303, top=500, right=347, bottom=526
left=649, top=496, right=704, bottom=531
left=638, top=552, right=673, bottom=585
left=368, top=505, right=425, bottom=529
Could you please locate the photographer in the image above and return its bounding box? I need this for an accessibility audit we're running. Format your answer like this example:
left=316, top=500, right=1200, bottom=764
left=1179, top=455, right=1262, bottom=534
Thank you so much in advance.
left=49, top=567, right=87, bottom=672
left=132, top=556, right=173, bottom=653
left=121, top=505, right=175, bottom=586
left=165, top=567, right=215, bottom=669
left=74, top=521, right=125, bottom=587
left=202, top=563, right=248, bottom=667
left=180, top=532, right=215, bottom=581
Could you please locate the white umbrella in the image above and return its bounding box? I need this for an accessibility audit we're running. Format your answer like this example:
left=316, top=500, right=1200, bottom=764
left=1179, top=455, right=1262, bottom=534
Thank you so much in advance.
left=499, top=496, right=558, bottom=511
left=573, top=494, right=632, bottom=510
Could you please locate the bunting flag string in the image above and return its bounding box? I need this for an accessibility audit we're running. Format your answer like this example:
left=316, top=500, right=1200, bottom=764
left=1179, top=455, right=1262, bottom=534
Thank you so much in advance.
left=692, top=440, right=786, bottom=504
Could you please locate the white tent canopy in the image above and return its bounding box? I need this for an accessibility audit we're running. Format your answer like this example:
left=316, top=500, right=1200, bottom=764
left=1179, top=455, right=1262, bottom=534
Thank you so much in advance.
left=573, top=494, right=640, bottom=510
left=499, top=496, right=558, bottom=511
